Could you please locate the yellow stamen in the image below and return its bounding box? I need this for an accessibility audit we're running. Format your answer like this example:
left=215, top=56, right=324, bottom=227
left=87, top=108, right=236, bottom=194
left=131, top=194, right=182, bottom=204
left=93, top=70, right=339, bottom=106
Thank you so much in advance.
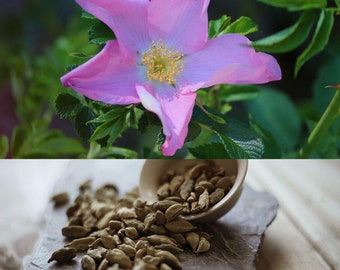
left=142, top=40, right=184, bottom=85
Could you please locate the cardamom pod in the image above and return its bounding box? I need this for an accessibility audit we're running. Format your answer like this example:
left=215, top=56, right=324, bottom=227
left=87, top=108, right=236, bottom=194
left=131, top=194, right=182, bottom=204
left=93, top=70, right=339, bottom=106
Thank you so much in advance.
left=185, top=232, right=199, bottom=252
left=65, top=236, right=96, bottom=251
left=165, top=220, right=196, bottom=233
left=62, top=225, right=89, bottom=239
left=164, top=203, right=185, bottom=222
left=81, top=254, right=96, bottom=270
left=106, top=249, right=132, bottom=269
left=195, top=237, right=210, bottom=253
left=51, top=192, right=70, bottom=207
left=47, top=247, right=77, bottom=263
left=209, top=188, right=225, bottom=205
left=198, top=189, right=209, bottom=210
left=155, top=250, right=182, bottom=269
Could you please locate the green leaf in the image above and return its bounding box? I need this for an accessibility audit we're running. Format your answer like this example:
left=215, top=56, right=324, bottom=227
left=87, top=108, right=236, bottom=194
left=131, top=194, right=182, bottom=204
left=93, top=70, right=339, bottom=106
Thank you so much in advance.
left=256, top=0, right=327, bottom=11
left=249, top=115, right=282, bottom=158
left=336, top=0, right=340, bottom=8
left=75, top=107, right=98, bottom=141
left=252, top=11, right=318, bottom=53
left=89, top=106, right=130, bottom=124
left=11, top=126, right=26, bottom=157
left=219, top=85, right=260, bottom=102
left=55, top=93, right=83, bottom=120
left=185, top=122, right=202, bottom=142
left=224, top=16, right=258, bottom=36
left=0, top=135, right=9, bottom=158
left=88, top=21, right=116, bottom=45
left=208, top=15, right=231, bottom=38
left=295, top=9, right=334, bottom=76
left=90, top=116, right=127, bottom=146
left=213, top=121, right=264, bottom=158
left=138, top=111, right=162, bottom=134
left=246, top=88, right=301, bottom=152
left=189, top=142, right=229, bottom=158
left=69, top=52, right=93, bottom=58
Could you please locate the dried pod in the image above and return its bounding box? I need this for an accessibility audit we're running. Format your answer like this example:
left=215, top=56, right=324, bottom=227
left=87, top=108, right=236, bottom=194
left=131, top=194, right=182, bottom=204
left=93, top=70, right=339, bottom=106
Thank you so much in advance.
left=143, top=255, right=162, bottom=266
left=198, top=189, right=209, bottom=210
left=160, top=263, right=173, bottom=270
left=190, top=201, right=201, bottom=214
left=51, top=192, right=69, bottom=207
left=151, top=200, right=178, bottom=212
left=186, top=162, right=210, bottom=180
left=133, top=199, right=147, bottom=208
left=169, top=175, right=184, bottom=195
left=146, top=235, right=176, bottom=246
left=164, top=196, right=184, bottom=203
left=109, top=220, right=122, bottom=230
left=66, top=204, right=79, bottom=218
left=65, top=236, right=96, bottom=251
left=118, top=207, right=137, bottom=219
left=157, top=182, right=170, bottom=200
left=165, top=220, right=196, bottom=233
left=155, top=250, right=182, bottom=269
left=135, top=207, right=149, bottom=220
left=134, top=260, right=158, bottom=270
left=179, top=179, right=194, bottom=200
left=117, top=228, right=126, bottom=239
left=195, top=237, right=210, bottom=253
left=88, top=238, right=103, bottom=249
left=98, top=258, right=109, bottom=270
left=91, top=201, right=113, bottom=218
left=62, top=225, right=89, bottom=239
left=181, top=202, right=190, bottom=214
left=95, top=184, right=118, bottom=202
left=209, top=176, right=221, bottom=186
left=155, top=210, right=166, bottom=225
left=79, top=179, right=92, bottom=193
left=125, top=226, right=140, bottom=239
left=47, top=247, right=77, bottom=263
left=149, top=224, right=167, bottom=235
left=81, top=255, right=96, bottom=270
left=87, top=247, right=107, bottom=261
left=216, top=176, right=233, bottom=190
left=135, top=248, right=147, bottom=261
left=185, top=232, right=199, bottom=252
left=187, top=192, right=197, bottom=203
left=168, top=233, right=186, bottom=247
left=123, top=219, right=144, bottom=233
left=197, top=181, right=214, bottom=193
left=113, top=234, right=122, bottom=245
left=106, top=249, right=132, bottom=269
left=209, top=188, right=225, bottom=205
left=101, top=235, right=116, bottom=249
left=118, top=244, right=136, bottom=257
left=212, top=165, right=225, bottom=176
left=154, top=244, right=183, bottom=254
left=97, top=211, right=117, bottom=229
left=194, top=185, right=205, bottom=197
left=123, top=237, right=136, bottom=247
left=135, top=240, right=150, bottom=250
left=165, top=204, right=185, bottom=222
left=144, top=212, right=156, bottom=231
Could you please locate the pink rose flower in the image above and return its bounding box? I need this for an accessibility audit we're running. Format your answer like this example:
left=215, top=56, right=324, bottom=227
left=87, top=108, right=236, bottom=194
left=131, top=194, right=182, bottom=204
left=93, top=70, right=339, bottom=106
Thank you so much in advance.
left=61, top=0, right=281, bottom=156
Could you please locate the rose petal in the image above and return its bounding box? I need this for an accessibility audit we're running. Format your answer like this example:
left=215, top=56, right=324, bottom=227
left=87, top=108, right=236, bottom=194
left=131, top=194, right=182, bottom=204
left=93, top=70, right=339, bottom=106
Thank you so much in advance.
left=75, top=0, right=150, bottom=54
left=61, top=40, right=140, bottom=104
left=178, top=34, right=281, bottom=89
left=136, top=84, right=196, bottom=156
left=147, top=0, right=209, bottom=54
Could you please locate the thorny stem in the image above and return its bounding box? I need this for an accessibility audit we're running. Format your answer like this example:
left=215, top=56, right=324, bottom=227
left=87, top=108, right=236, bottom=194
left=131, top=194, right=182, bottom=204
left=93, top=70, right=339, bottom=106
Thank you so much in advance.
left=299, top=86, right=340, bottom=158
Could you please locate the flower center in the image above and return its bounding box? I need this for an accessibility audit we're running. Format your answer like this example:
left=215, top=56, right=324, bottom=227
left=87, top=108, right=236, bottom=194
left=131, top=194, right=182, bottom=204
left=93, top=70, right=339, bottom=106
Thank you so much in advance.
left=142, top=40, right=184, bottom=85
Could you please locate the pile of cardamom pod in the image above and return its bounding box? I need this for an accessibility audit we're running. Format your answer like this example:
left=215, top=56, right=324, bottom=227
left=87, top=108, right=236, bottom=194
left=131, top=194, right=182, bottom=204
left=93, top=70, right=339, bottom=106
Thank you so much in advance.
left=49, top=180, right=211, bottom=270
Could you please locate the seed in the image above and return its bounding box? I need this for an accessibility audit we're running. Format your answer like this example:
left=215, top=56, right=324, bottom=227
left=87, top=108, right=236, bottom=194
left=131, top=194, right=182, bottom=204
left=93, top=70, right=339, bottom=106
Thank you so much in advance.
left=195, top=237, right=210, bottom=253
left=146, top=235, right=176, bottom=246
left=143, top=255, right=162, bottom=266
left=190, top=201, right=201, bottom=214
left=151, top=200, right=177, bottom=212
left=154, top=244, right=183, bottom=254
left=209, top=188, right=225, bottom=205
left=81, top=255, right=96, bottom=270
left=123, top=237, right=136, bottom=247
left=215, top=176, right=233, bottom=190
left=101, top=235, right=116, bottom=249
left=125, top=226, right=139, bottom=239
left=118, top=244, right=136, bottom=257
left=88, top=238, right=103, bottom=249
left=149, top=224, right=167, bottom=235
left=62, top=225, right=89, bottom=239
left=179, top=179, right=194, bottom=200
left=51, top=192, right=69, bottom=207
left=169, top=175, right=184, bottom=195
left=198, top=189, right=209, bottom=210
left=65, top=236, right=96, bottom=251
left=197, top=180, right=214, bottom=193
left=187, top=192, right=197, bottom=203
left=186, top=162, right=210, bottom=180
left=155, top=210, right=166, bottom=225
left=157, top=182, right=170, bottom=200
left=135, top=248, right=147, bottom=260
left=164, top=204, right=185, bottom=222
left=144, top=212, right=156, bottom=231
left=98, top=258, right=109, bottom=270
left=168, top=233, right=186, bottom=247
left=165, top=220, right=196, bottom=233
left=106, top=249, right=132, bottom=269
left=135, top=239, right=149, bottom=250
left=155, top=250, right=182, bottom=269
left=47, top=247, right=77, bottom=263
left=185, top=232, right=199, bottom=252
left=160, top=263, right=173, bottom=270
left=87, top=247, right=107, bottom=261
